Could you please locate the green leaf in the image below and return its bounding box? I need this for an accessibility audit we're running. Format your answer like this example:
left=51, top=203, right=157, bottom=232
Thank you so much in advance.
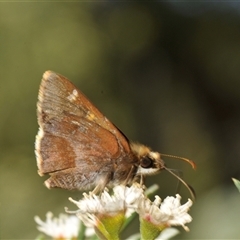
left=145, top=184, right=159, bottom=197
left=232, top=178, right=240, bottom=192
left=35, top=235, right=45, bottom=240
left=78, top=221, right=86, bottom=240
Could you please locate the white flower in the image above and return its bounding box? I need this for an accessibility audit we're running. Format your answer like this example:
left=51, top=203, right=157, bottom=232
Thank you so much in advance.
left=137, top=194, right=193, bottom=231
left=67, top=183, right=144, bottom=226
left=34, top=212, right=80, bottom=239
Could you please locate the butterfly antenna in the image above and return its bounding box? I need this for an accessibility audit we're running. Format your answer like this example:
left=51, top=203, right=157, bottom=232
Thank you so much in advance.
left=161, top=154, right=196, bottom=170
left=164, top=167, right=196, bottom=200
left=161, top=154, right=196, bottom=200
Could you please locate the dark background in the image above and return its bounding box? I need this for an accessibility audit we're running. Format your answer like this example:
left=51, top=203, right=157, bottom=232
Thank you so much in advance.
left=1, top=2, right=240, bottom=239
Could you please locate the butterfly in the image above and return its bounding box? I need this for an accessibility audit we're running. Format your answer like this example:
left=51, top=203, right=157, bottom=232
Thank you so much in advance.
left=35, top=71, right=195, bottom=198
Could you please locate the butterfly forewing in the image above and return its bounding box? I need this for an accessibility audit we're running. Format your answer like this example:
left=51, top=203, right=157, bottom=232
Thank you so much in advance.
left=35, top=71, right=133, bottom=190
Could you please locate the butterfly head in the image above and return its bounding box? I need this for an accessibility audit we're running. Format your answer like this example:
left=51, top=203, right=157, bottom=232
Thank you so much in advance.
left=130, top=142, right=165, bottom=176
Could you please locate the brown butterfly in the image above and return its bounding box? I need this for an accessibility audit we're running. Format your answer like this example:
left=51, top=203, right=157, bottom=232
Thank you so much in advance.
left=35, top=71, right=195, bottom=197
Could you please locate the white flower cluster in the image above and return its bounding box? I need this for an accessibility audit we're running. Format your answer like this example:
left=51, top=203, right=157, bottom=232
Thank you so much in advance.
left=67, top=183, right=193, bottom=231
left=137, top=194, right=192, bottom=231
left=66, top=183, right=145, bottom=226
left=35, top=184, right=193, bottom=239
left=34, top=212, right=80, bottom=239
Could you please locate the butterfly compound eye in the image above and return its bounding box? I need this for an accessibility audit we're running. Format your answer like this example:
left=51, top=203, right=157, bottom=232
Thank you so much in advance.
left=140, top=156, right=154, bottom=168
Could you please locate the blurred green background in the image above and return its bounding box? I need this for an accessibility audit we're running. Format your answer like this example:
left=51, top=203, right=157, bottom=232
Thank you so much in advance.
left=1, top=2, right=240, bottom=239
